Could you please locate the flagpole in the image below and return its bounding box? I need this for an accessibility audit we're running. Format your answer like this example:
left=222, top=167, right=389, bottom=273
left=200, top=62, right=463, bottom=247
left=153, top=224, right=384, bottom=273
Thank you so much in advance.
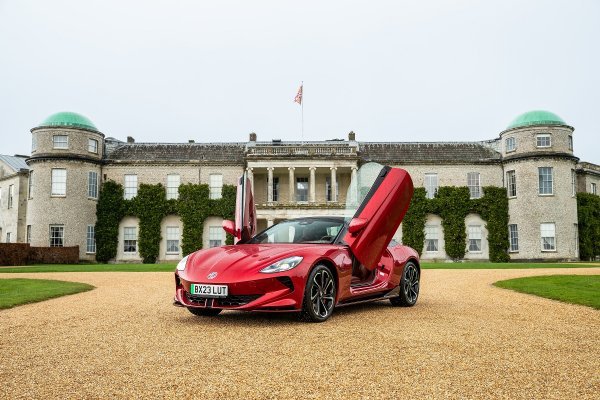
left=301, top=81, right=304, bottom=143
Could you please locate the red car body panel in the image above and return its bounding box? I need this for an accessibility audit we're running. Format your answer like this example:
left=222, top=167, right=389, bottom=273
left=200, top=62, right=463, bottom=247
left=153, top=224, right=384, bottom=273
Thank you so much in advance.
left=174, top=164, right=419, bottom=314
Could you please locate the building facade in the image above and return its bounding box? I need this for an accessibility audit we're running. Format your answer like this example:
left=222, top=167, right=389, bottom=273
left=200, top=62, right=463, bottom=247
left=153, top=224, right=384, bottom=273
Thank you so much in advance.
left=0, top=110, right=598, bottom=262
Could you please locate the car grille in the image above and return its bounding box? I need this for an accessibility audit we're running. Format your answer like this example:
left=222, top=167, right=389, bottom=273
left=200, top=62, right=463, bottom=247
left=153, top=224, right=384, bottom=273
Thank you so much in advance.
left=186, top=292, right=261, bottom=307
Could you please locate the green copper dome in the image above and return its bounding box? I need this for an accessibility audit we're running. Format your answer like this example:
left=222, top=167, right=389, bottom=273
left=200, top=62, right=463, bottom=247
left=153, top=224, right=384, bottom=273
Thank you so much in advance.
left=507, top=110, right=566, bottom=130
left=38, top=111, right=98, bottom=131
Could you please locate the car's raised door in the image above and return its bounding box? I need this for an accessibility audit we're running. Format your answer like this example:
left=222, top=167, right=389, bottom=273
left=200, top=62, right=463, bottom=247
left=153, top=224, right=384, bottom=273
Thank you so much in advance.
left=232, top=172, right=257, bottom=243
left=343, top=163, right=413, bottom=270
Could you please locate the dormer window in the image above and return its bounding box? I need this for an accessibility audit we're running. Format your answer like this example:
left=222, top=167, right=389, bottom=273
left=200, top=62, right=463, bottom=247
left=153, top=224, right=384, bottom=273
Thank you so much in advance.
left=505, top=137, right=516, bottom=152
left=53, top=135, right=69, bottom=149
left=536, top=134, right=551, bottom=148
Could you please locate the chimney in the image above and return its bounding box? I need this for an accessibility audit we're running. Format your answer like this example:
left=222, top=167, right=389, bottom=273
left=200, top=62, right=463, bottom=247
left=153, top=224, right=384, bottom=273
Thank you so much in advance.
left=249, top=132, right=257, bottom=142
left=127, top=136, right=135, bottom=144
left=348, top=131, right=356, bottom=141
left=188, top=140, right=195, bottom=143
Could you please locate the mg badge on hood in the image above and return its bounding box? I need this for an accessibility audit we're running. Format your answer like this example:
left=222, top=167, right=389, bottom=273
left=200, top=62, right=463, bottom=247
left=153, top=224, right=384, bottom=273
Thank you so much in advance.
left=207, top=272, right=218, bottom=280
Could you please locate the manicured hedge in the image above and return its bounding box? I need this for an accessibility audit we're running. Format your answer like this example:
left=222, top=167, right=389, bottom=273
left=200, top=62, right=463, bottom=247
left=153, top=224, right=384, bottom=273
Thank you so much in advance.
left=0, top=244, right=79, bottom=266
left=577, top=193, right=600, bottom=261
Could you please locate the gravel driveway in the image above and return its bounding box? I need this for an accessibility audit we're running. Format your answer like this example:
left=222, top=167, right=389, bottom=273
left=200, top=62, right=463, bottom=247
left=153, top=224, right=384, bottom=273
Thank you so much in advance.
left=1, top=268, right=599, bottom=399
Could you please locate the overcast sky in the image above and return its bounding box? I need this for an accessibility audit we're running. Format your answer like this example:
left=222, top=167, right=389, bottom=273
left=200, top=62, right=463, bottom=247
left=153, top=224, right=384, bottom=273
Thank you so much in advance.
left=1, top=0, right=598, bottom=163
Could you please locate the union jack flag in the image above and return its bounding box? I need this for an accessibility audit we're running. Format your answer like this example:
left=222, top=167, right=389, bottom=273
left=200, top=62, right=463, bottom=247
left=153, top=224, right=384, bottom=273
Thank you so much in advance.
left=294, top=84, right=303, bottom=105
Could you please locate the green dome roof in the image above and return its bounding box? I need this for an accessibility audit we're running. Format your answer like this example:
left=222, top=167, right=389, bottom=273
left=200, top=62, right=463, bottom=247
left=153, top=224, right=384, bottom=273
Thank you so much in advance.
left=38, top=111, right=98, bottom=131
left=507, top=110, right=566, bottom=130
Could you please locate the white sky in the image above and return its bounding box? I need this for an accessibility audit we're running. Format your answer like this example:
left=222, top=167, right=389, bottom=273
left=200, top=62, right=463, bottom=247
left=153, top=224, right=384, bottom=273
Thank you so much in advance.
left=1, top=0, right=599, bottom=163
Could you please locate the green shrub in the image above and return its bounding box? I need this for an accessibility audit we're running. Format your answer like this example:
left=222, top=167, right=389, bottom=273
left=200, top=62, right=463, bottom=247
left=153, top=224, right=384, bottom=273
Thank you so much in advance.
left=577, top=193, right=600, bottom=261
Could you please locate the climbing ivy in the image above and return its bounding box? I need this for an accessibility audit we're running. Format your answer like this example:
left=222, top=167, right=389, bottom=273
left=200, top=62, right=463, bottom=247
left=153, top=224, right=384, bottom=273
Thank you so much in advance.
left=95, top=181, right=126, bottom=262
left=402, top=185, right=510, bottom=262
left=577, top=193, right=600, bottom=261
left=95, top=181, right=236, bottom=264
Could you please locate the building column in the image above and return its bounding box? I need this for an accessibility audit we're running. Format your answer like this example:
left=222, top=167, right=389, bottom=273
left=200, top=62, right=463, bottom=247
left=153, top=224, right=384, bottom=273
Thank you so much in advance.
left=350, top=166, right=358, bottom=204
left=330, top=167, right=338, bottom=202
left=288, top=167, right=295, bottom=203
left=267, top=167, right=274, bottom=203
left=246, top=167, right=254, bottom=195
left=309, top=166, right=316, bottom=203
left=267, top=218, right=274, bottom=227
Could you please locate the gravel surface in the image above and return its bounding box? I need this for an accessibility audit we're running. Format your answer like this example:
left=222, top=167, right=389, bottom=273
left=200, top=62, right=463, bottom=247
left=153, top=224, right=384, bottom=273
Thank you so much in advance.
left=1, top=268, right=599, bottom=399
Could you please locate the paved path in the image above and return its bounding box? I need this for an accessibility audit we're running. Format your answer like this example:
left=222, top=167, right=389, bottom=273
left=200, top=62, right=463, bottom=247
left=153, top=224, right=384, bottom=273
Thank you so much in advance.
left=1, top=268, right=599, bottom=399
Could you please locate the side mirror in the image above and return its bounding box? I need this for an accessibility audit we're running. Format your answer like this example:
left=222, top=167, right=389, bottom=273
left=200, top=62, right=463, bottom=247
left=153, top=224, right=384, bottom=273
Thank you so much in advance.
left=222, top=220, right=237, bottom=237
left=348, top=218, right=368, bottom=234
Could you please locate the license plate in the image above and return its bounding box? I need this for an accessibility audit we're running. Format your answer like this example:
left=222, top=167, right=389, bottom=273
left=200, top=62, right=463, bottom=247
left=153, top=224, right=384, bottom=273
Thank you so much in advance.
left=190, top=284, right=228, bottom=298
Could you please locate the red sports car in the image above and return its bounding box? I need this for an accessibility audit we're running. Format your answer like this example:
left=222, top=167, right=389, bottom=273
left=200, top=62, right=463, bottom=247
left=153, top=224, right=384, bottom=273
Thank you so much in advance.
left=173, top=162, right=420, bottom=322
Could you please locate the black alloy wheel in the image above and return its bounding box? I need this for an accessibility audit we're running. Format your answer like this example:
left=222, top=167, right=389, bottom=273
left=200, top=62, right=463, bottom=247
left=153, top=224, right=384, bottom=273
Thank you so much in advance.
left=300, top=265, right=336, bottom=322
left=390, top=261, right=419, bottom=307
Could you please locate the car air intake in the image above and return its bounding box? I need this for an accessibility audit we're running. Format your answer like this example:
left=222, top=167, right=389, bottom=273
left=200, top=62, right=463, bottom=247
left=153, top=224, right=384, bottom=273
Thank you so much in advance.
left=276, top=276, right=294, bottom=291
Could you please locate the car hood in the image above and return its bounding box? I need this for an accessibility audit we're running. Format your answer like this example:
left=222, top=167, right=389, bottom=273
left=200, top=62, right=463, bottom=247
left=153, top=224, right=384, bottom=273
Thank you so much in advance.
left=185, top=244, right=321, bottom=280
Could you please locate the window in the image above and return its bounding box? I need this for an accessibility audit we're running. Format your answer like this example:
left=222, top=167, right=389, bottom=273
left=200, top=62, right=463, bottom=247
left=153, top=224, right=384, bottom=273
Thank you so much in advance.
left=32, top=135, right=37, bottom=152
left=124, top=174, right=137, bottom=199
left=468, top=225, right=482, bottom=252
left=8, top=185, right=13, bottom=208
left=28, top=171, right=33, bottom=199
left=26, top=225, right=32, bottom=243
left=326, top=177, right=339, bottom=202
left=166, top=174, right=180, bottom=200
left=49, top=225, right=64, bottom=247
left=536, top=134, right=551, bottom=148
left=209, top=174, right=223, bottom=199
left=424, top=225, right=438, bottom=252
left=505, top=137, right=516, bottom=152
left=296, top=177, right=309, bottom=202
left=540, top=223, right=556, bottom=251
left=53, top=135, right=68, bottom=149
left=424, top=173, right=438, bottom=199
left=272, top=177, right=280, bottom=202
left=508, top=224, right=519, bottom=252
left=166, top=226, right=180, bottom=253
left=591, top=183, right=597, bottom=195
left=571, top=170, right=576, bottom=196
left=574, top=223, right=579, bottom=254
left=86, top=225, right=96, bottom=253
left=209, top=226, right=223, bottom=247
left=568, top=135, right=573, bottom=151
left=123, top=227, right=137, bottom=253
left=51, top=169, right=67, bottom=196
left=538, top=167, right=553, bottom=195
left=506, top=170, right=516, bottom=197
left=467, top=172, right=481, bottom=199
left=88, top=171, right=98, bottom=199
left=88, top=138, right=98, bottom=153
left=6, top=232, right=11, bottom=243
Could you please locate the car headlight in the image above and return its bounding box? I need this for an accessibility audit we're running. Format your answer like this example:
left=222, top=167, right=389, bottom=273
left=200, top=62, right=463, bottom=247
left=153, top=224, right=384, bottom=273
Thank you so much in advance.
left=176, top=255, right=189, bottom=271
left=260, top=256, right=303, bottom=274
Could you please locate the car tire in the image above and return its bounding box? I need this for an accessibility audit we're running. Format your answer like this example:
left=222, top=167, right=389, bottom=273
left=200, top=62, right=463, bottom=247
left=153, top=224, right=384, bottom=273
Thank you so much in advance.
left=299, top=265, right=336, bottom=322
left=390, top=261, right=419, bottom=307
left=187, top=307, right=222, bottom=317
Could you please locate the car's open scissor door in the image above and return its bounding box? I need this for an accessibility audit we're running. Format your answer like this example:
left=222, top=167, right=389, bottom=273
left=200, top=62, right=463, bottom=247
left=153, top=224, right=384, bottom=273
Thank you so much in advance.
left=234, top=172, right=257, bottom=243
left=342, top=162, right=413, bottom=270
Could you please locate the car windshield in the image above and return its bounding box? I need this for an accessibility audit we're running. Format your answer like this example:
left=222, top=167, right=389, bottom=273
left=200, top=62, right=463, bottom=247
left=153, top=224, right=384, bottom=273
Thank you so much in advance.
left=248, top=218, right=345, bottom=244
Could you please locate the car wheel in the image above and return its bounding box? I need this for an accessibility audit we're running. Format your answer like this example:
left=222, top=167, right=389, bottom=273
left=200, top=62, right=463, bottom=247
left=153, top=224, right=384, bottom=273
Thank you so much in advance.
left=187, top=307, right=222, bottom=317
left=300, top=265, right=336, bottom=322
left=390, top=261, right=419, bottom=307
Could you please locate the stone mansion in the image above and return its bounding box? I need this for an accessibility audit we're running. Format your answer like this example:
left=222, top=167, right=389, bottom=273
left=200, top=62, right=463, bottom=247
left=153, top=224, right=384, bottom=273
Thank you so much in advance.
left=0, top=110, right=598, bottom=263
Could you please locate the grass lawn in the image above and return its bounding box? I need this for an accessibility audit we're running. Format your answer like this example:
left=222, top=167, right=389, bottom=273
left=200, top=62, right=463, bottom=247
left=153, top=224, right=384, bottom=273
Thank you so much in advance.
left=494, top=275, right=600, bottom=309
left=421, top=262, right=599, bottom=269
left=0, top=278, right=94, bottom=309
left=0, top=262, right=598, bottom=273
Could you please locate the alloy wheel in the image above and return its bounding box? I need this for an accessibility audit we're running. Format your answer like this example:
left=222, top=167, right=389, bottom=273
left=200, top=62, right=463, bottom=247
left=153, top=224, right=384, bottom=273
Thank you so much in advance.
left=310, top=268, right=335, bottom=318
left=403, top=263, right=419, bottom=304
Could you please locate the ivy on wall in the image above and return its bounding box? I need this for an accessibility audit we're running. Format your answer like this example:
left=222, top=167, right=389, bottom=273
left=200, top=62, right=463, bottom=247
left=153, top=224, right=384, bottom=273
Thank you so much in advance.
left=95, top=181, right=236, bottom=264
left=402, top=186, right=510, bottom=262
left=577, top=193, right=600, bottom=261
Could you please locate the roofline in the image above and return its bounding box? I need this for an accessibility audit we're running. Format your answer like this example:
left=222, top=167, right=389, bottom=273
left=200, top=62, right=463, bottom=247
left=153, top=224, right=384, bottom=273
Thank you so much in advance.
left=499, top=124, right=574, bottom=136
left=31, top=125, right=105, bottom=137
